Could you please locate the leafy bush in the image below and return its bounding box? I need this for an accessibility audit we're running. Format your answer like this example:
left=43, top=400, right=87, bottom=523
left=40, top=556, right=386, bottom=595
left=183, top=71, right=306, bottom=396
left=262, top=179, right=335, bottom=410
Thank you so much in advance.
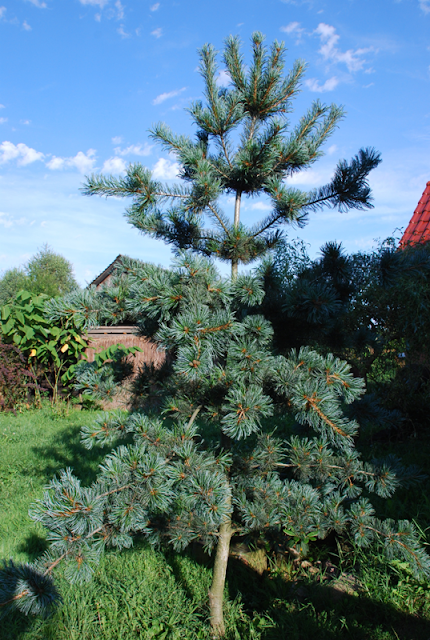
left=0, top=341, right=37, bottom=412
left=0, top=290, right=89, bottom=402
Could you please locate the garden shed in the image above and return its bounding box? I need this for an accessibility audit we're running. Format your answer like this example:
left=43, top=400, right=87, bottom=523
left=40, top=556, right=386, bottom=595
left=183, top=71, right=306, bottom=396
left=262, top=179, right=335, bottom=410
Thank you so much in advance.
left=85, top=256, right=166, bottom=370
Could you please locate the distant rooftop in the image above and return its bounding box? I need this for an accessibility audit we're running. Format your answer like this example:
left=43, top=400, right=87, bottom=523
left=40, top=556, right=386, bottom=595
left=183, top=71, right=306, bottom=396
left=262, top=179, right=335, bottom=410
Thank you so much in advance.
left=89, top=255, right=123, bottom=288
left=400, top=181, right=430, bottom=247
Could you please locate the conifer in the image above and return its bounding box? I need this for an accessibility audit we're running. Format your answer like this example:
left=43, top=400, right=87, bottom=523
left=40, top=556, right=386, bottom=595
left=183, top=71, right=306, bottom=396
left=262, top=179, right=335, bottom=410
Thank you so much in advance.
left=82, top=32, right=380, bottom=279
left=1, top=34, right=428, bottom=638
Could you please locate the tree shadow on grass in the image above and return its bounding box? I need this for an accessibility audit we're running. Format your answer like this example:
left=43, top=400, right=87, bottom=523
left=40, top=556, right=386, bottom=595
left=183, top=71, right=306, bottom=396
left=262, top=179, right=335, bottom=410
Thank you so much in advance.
left=165, top=546, right=430, bottom=640
left=16, top=532, right=49, bottom=562
left=30, top=422, right=124, bottom=486
left=227, top=556, right=430, bottom=640
left=163, top=542, right=213, bottom=610
left=4, top=545, right=430, bottom=640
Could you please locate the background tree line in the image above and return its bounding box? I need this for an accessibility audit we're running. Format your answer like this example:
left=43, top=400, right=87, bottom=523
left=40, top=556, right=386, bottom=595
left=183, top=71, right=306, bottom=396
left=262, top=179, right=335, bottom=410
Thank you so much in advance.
left=0, top=244, right=79, bottom=306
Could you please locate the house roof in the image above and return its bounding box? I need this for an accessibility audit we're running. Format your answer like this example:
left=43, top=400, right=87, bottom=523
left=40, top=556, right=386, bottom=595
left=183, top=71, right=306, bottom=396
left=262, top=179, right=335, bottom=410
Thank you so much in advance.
left=89, top=255, right=123, bottom=288
left=400, top=181, right=430, bottom=247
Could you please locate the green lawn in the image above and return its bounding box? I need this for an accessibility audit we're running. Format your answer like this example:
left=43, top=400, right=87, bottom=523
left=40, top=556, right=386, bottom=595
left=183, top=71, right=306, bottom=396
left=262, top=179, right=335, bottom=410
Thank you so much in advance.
left=1, top=406, right=430, bottom=639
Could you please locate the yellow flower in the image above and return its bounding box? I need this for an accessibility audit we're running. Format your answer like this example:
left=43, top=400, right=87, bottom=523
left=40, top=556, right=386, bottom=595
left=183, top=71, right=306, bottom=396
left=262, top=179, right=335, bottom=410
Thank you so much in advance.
left=29, top=349, right=36, bottom=357
left=60, top=343, right=69, bottom=353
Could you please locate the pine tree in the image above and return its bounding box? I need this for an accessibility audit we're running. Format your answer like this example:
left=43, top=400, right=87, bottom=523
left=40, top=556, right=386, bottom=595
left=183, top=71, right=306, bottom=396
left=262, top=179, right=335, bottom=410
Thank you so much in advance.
left=1, top=34, right=429, bottom=638
left=83, top=32, right=380, bottom=279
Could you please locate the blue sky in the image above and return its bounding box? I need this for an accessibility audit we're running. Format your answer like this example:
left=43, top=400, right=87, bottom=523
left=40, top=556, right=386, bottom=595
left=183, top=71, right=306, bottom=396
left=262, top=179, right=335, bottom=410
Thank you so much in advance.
left=1, top=0, right=429, bottom=285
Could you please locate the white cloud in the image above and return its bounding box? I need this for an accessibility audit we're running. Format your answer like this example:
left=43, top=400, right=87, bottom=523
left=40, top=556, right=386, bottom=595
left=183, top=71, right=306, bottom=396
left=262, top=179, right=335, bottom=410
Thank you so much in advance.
left=46, top=156, right=65, bottom=170
left=78, top=0, right=109, bottom=6
left=71, top=150, right=96, bottom=173
left=0, top=141, right=44, bottom=165
left=23, top=21, right=32, bottom=31
left=305, top=76, right=339, bottom=92
left=250, top=201, right=271, bottom=211
left=95, top=12, right=102, bottom=21
left=0, top=104, right=4, bottom=109
left=20, top=119, right=31, bottom=125
left=102, top=156, right=126, bottom=173
left=112, top=136, right=123, bottom=144
left=288, top=168, right=325, bottom=186
left=0, top=6, right=6, bottom=18
left=117, top=25, right=130, bottom=38
left=153, top=87, right=186, bottom=105
left=151, top=27, right=162, bottom=38
left=46, top=149, right=96, bottom=173
left=0, top=212, right=28, bottom=228
left=26, top=0, right=47, bottom=7
left=115, top=0, right=124, bottom=19
left=216, top=70, right=231, bottom=87
left=314, top=23, right=374, bottom=73
left=0, top=212, right=13, bottom=228
left=152, top=157, right=180, bottom=180
left=280, top=21, right=306, bottom=42
left=419, top=0, right=430, bottom=13
left=114, top=143, right=153, bottom=156
left=150, top=2, right=160, bottom=10
left=327, top=144, right=337, bottom=155
left=0, top=118, right=7, bottom=124
left=281, top=21, right=300, bottom=34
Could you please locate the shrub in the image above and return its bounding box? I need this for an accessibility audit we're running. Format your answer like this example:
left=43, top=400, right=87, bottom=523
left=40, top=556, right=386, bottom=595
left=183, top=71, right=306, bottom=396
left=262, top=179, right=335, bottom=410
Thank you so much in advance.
left=0, top=341, right=37, bottom=413
left=0, top=290, right=89, bottom=403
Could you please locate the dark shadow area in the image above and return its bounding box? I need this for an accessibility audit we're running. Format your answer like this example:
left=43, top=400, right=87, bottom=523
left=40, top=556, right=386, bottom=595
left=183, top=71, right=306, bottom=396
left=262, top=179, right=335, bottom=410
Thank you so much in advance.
left=2, top=608, right=35, bottom=639
left=226, top=556, right=430, bottom=640
left=30, top=422, right=124, bottom=486
left=0, top=564, right=57, bottom=640
left=16, top=532, right=49, bottom=562
left=163, top=544, right=430, bottom=640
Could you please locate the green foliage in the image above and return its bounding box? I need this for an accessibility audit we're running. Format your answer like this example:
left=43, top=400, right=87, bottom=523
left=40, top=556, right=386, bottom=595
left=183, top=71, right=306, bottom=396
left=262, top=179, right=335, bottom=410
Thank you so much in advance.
left=0, top=341, right=38, bottom=413
left=0, top=290, right=88, bottom=401
left=0, top=245, right=79, bottom=305
left=267, top=237, right=430, bottom=431
left=25, top=244, right=79, bottom=298
left=2, top=252, right=429, bottom=625
left=0, top=267, right=28, bottom=306
left=82, top=33, right=380, bottom=277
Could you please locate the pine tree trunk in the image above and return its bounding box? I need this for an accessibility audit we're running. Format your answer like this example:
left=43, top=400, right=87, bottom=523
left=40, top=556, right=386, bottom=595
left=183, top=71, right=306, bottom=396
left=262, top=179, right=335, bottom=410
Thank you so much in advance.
left=231, top=261, right=238, bottom=281
left=208, top=515, right=233, bottom=637
left=231, top=191, right=242, bottom=281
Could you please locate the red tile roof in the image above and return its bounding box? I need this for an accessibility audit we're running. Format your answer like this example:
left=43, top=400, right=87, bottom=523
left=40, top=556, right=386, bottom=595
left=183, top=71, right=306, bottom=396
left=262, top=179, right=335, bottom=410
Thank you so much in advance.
left=400, top=181, right=430, bottom=247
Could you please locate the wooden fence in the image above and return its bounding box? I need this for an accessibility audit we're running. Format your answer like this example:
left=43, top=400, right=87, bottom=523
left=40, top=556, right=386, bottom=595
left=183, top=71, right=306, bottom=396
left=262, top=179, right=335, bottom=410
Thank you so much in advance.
left=85, top=326, right=166, bottom=371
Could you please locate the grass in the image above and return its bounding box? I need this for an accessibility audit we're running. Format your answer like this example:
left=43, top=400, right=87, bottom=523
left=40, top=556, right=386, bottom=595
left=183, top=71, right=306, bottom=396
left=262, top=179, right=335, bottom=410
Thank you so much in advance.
left=1, top=405, right=430, bottom=639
